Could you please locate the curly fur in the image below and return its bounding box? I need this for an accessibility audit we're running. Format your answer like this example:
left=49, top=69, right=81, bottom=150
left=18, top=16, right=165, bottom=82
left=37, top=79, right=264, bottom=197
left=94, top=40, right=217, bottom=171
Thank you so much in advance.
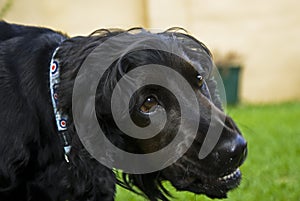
left=0, top=21, right=247, bottom=201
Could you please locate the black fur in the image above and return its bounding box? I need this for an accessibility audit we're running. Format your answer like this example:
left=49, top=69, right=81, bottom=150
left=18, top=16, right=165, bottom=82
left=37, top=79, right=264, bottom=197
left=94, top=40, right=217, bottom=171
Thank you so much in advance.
left=0, top=21, right=247, bottom=201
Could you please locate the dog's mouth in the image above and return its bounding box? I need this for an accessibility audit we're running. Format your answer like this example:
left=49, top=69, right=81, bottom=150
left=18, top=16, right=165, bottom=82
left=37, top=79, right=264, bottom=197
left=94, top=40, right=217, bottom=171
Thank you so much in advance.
left=173, top=168, right=242, bottom=198
left=218, top=168, right=241, bottom=182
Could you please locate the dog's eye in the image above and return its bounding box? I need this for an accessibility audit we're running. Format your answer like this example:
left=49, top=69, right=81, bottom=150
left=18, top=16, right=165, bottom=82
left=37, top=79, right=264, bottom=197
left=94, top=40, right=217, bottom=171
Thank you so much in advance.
left=197, top=75, right=204, bottom=87
left=140, top=96, right=159, bottom=113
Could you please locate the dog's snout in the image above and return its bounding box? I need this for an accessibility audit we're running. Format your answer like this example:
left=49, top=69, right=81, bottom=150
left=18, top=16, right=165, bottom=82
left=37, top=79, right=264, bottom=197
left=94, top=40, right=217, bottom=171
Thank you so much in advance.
left=201, top=113, right=248, bottom=174
left=220, top=117, right=247, bottom=166
left=209, top=134, right=247, bottom=174
left=226, top=134, right=247, bottom=166
left=223, top=134, right=246, bottom=164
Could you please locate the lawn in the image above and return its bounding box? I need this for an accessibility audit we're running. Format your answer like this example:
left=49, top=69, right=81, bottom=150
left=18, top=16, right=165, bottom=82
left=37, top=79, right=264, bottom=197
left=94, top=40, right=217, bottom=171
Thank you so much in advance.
left=115, top=102, right=300, bottom=201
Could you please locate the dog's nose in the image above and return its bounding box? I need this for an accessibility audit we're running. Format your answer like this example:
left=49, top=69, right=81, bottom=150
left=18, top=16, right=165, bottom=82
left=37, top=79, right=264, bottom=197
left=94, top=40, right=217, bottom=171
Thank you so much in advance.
left=216, top=134, right=247, bottom=168
left=223, top=117, right=248, bottom=167
left=204, top=117, right=247, bottom=174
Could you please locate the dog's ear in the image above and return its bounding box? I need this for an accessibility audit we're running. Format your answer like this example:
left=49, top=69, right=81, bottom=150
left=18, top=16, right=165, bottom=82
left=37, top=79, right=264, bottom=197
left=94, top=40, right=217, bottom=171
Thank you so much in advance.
left=65, top=134, right=116, bottom=201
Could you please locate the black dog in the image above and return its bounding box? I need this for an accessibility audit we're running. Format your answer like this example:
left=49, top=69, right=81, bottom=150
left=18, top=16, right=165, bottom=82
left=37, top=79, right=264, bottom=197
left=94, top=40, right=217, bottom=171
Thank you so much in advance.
left=0, top=21, right=247, bottom=201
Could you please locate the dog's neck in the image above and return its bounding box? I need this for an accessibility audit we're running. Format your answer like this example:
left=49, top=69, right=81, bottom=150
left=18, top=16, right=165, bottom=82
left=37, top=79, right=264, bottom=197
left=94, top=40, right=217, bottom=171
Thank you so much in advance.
left=49, top=47, right=72, bottom=162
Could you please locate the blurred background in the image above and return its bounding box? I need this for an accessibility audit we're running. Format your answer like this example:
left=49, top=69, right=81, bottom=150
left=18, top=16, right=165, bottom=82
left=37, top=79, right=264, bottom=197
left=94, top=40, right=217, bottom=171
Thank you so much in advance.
left=1, top=0, right=299, bottom=201
left=2, top=0, right=300, bottom=103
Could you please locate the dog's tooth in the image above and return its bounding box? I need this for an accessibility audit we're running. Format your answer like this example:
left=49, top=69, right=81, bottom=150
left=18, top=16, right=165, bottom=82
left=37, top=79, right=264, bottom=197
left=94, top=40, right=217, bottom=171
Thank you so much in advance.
left=219, top=168, right=240, bottom=181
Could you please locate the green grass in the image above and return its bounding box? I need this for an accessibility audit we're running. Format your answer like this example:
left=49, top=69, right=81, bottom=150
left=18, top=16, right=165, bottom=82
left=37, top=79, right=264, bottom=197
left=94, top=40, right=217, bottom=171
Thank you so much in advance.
left=115, top=102, right=300, bottom=201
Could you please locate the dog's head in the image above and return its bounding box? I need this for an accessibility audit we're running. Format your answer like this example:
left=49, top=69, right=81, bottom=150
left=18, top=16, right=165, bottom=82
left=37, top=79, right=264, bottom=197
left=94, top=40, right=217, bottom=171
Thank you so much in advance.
left=61, top=28, right=247, bottom=200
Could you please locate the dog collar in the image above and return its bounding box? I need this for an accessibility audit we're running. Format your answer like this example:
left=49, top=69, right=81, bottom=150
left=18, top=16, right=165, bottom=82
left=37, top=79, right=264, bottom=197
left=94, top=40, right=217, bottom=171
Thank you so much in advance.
left=49, top=47, right=72, bottom=162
